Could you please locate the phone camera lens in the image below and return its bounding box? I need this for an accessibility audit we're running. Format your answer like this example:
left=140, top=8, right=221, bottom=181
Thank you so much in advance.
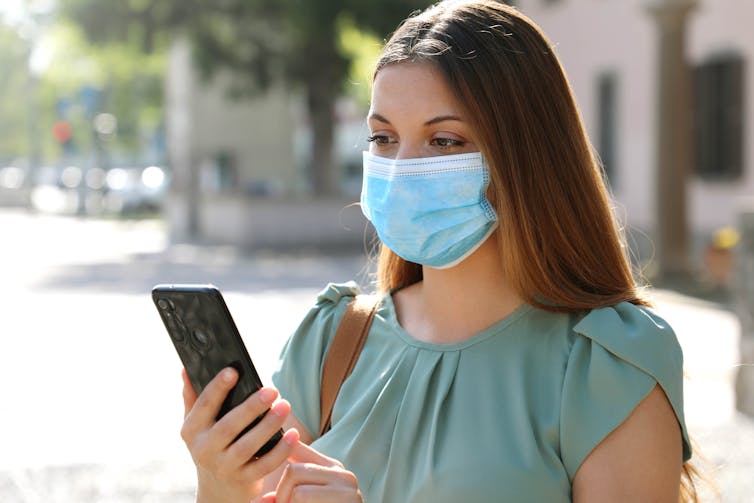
left=157, top=298, right=175, bottom=311
left=168, top=313, right=187, bottom=342
left=191, top=328, right=211, bottom=350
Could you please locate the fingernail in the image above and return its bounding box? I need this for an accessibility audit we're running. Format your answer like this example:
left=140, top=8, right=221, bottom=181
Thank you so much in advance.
left=271, top=400, right=288, bottom=417
left=222, top=368, right=236, bottom=382
left=283, top=429, right=298, bottom=446
left=259, top=388, right=277, bottom=404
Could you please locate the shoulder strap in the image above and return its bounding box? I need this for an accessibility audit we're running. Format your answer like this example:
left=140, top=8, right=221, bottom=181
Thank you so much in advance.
left=319, top=294, right=380, bottom=437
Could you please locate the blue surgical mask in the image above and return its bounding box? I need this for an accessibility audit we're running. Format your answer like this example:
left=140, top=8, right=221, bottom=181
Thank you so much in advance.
left=361, top=151, right=498, bottom=269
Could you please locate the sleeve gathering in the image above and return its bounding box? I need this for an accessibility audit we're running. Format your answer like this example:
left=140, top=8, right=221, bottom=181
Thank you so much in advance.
left=271, top=282, right=359, bottom=438
left=559, top=302, right=692, bottom=481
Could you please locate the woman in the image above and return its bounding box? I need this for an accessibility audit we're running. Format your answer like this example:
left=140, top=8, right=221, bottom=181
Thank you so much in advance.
left=180, top=1, right=698, bottom=501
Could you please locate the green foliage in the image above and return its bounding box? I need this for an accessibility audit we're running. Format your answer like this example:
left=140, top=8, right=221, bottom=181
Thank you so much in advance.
left=56, top=0, right=434, bottom=193
left=57, top=0, right=433, bottom=99
left=337, top=15, right=383, bottom=109
left=0, top=25, right=32, bottom=159
left=0, top=11, right=166, bottom=163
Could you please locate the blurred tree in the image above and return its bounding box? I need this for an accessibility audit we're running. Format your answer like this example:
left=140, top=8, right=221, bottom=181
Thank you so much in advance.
left=0, top=25, right=35, bottom=161
left=36, top=20, right=165, bottom=162
left=0, top=15, right=164, bottom=167
left=58, top=0, right=432, bottom=195
left=337, top=16, right=384, bottom=110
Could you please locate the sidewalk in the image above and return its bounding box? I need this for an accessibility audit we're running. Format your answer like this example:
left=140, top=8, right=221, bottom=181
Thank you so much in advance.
left=0, top=210, right=751, bottom=502
left=652, top=290, right=754, bottom=501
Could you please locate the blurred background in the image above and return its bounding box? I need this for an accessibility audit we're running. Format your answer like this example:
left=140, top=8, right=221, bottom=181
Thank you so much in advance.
left=0, top=0, right=753, bottom=501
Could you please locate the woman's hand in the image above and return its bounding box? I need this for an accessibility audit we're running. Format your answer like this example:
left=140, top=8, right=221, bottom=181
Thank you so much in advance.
left=259, top=442, right=363, bottom=503
left=181, top=367, right=299, bottom=503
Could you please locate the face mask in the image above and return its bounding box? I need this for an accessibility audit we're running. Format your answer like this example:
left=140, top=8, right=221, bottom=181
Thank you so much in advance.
left=361, top=151, right=498, bottom=269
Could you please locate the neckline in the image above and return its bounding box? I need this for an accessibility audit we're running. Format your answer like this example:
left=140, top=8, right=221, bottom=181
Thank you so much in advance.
left=381, top=291, right=535, bottom=351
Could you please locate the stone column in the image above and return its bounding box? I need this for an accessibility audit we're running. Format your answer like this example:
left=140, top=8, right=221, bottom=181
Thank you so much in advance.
left=166, top=36, right=200, bottom=239
left=646, top=0, right=697, bottom=280
left=735, top=207, right=754, bottom=416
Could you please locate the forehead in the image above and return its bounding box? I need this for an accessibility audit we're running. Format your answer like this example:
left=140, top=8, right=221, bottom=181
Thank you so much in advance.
left=370, top=62, right=467, bottom=119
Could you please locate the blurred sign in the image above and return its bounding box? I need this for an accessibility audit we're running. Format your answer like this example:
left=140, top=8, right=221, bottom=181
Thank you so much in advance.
left=51, top=120, right=72, bottom=143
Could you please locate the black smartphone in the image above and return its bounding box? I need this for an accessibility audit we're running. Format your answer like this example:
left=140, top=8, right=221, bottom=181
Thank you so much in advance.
left=151, top=283, right=283, bottom=458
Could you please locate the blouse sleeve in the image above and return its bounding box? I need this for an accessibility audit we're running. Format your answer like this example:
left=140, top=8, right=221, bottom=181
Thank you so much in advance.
left=271, top=282, right=359, bottom=438
left=560, top=302, right=692, bottom=481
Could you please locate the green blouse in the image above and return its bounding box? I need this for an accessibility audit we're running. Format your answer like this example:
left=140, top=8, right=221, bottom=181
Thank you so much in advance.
left=272, top=282, right=692, bottom=502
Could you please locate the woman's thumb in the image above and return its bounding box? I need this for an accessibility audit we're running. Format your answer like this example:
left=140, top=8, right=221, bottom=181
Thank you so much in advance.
left=288, top=441, right=342, bottom=468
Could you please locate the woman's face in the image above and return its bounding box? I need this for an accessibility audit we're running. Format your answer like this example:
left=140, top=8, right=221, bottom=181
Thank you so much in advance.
left=367, top=62, right=480, bottom=159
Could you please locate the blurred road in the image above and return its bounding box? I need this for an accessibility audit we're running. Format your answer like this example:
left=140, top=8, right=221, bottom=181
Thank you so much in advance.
left=0, top=209, right=752, bottom=502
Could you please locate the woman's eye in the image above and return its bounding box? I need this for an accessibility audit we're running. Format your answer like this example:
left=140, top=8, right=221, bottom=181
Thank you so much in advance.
left=367, top=135, right=394, bottom=145
left=432, top=137, right=465, bottom=148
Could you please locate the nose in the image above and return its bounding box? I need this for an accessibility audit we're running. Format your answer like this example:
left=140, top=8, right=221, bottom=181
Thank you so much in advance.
left=394, top=144, right=426, bottom=160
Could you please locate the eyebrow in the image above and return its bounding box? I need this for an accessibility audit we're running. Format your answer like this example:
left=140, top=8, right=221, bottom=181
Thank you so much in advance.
left=368, top=113, right=464, bottom=127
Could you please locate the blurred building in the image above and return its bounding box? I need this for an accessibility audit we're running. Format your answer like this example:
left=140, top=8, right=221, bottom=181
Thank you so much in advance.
left=164, top=37, right=369, bottom=250
left=518, top=0, right=752, bottom=266
left=166, top=1, right=751, bottom=256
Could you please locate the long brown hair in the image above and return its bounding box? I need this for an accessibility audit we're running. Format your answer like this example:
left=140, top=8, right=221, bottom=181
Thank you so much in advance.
left=372, top=1, right=701, bottom=499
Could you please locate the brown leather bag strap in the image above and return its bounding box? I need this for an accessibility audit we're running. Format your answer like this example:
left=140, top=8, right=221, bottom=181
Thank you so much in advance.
left=319, top=294, right=380, bottom=437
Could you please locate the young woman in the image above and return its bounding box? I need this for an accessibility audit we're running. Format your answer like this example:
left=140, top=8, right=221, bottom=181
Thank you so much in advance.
left=179, top=1, right=698, bottom=501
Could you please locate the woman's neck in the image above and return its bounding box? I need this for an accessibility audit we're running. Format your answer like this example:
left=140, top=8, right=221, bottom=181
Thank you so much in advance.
left=393, top=238, right=525, bottom=344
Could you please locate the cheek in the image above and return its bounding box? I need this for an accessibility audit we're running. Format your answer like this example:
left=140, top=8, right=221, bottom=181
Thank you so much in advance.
left=485, top=185, right=498, bottom=211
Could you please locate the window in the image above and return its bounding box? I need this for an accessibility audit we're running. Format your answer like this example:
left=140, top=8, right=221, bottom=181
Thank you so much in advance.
left=202, top=151, right=238, bottom=192
left=693, top=54, right=745, bottom=180
left=597, top=72, right=618, bottom=189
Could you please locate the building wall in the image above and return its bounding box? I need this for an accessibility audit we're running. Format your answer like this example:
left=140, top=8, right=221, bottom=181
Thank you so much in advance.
left=686, top=0, right=754, bottom=232
left=166, top=37, right=297, bottom=199
left=191, top=76, right=297, bottom=196
left=519, top=0, right=753, bottom=249
left=164, top=37, right=371, bottom=249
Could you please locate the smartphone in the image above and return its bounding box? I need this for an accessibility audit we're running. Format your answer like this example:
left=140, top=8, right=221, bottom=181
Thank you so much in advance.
left=151, top=283, right=283, bottom=458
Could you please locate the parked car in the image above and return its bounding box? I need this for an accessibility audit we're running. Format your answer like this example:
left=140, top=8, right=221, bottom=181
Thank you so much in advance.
left=24, top=163, right=169, bottom=216
left=0, top=160, right=30, bottom=207
left=104, top=165, right=168, bottom=215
